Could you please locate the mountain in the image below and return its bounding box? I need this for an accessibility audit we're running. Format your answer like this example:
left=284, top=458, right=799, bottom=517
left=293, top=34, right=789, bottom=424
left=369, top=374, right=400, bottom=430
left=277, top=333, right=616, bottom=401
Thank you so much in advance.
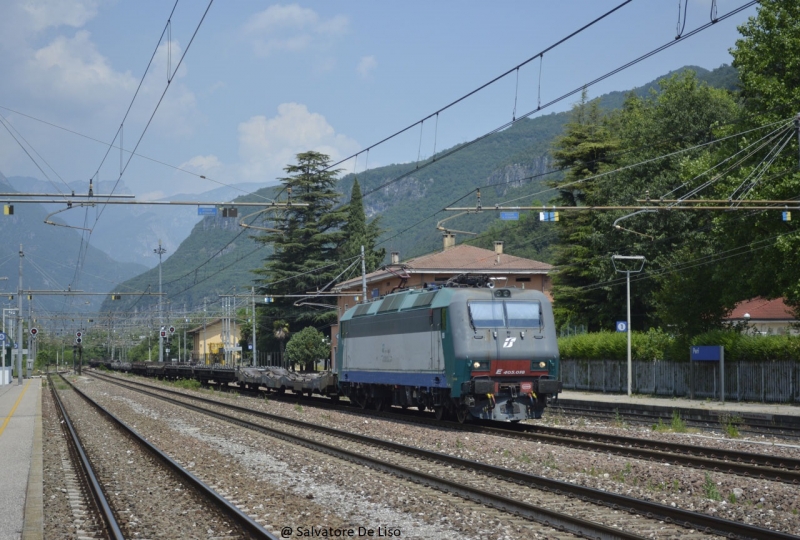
left=98, top=190, right=273, bottom=315
left=0, top=172, right=148, bottom=315
left=103, top=64, right=739, bottom=312
left=5, top=177, right=272, bottom=268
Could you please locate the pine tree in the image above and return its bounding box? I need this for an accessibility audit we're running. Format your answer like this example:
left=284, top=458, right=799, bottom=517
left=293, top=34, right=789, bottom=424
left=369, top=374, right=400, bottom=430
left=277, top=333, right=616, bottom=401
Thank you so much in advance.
left=253, top=151, right=347, bottom=332
left=341, top=178, right=385, bottom=274
left=549, top=92, right=619, bottom=331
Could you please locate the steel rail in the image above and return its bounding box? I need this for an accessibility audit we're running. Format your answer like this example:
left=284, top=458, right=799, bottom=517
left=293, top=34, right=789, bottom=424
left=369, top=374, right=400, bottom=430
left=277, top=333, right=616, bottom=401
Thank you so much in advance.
left=89, top=371, right=797, bottom=540
left=48, top=374, right=125, bottom=540
left=87, top=372, right=643, bottom=540
left=92, top=370, right=800, bottom=481
left=544, top=403, right=800, bottom=439
left=476, top=426, right=800, bottom=482
left=57, top=374, right=278, bottom=540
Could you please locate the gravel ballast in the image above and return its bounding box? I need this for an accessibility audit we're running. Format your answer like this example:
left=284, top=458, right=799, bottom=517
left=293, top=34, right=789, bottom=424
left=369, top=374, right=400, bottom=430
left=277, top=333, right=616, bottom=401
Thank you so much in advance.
left=53, top=378, right=800, bottom=538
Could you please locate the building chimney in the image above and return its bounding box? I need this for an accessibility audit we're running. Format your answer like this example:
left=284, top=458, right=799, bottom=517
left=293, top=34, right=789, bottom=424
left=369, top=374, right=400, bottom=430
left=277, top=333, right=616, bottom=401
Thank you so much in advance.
left=443, top=233, right=456, bottom=251
left=391, top=251, right=400, bottom=265
left=494, top=241, right=504, bottom=255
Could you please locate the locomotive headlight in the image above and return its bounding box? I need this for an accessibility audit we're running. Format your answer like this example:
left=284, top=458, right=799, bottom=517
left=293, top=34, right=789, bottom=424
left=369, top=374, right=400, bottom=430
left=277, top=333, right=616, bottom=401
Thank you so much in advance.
left=538, top=361, right=547, bottom=368
left=473, top=362, right=481, bottom=369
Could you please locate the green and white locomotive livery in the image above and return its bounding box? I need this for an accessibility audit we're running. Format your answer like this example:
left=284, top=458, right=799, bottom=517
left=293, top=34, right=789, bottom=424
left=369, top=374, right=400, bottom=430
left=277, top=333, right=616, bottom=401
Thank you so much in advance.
left=336, top=286, right=561, bottom=422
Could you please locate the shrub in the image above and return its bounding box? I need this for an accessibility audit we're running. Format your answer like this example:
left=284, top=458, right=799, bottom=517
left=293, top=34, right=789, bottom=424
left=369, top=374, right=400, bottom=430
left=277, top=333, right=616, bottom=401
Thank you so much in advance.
left=559, top=329, right=800, bottom=362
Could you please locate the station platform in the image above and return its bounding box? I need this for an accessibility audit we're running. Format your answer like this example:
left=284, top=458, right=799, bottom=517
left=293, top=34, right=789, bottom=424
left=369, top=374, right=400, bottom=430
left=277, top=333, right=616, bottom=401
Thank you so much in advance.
left=555, top=389, right=800, bottom=428
left=0, top=379, right=43, bottom=540
left=558, top=390, right=800, bottom=415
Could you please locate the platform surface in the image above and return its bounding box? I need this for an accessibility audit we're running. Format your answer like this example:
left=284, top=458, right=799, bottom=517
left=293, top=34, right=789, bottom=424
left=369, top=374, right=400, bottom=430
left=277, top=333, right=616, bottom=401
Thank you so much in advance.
left=0, top=379, right=42, bottom=540
left=558, top=389, right=800, bottom=417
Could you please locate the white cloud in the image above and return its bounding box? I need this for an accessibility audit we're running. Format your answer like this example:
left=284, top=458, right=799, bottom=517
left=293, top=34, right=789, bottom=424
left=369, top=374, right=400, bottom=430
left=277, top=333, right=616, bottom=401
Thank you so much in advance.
left=25, top=30, right=136, bottom=106
left=244, top=4, right=348, bottom=56
left=357, top=55, right=377, bottom=78
left=237, top=103, right=359, bottom=181
left=22, top=0, right=101, bottom=32
left=179, top=155, right=223, bottom=175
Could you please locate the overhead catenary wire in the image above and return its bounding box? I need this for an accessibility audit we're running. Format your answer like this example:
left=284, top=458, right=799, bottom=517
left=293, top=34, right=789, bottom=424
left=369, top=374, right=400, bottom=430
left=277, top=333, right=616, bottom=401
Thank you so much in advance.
left=0, top=105, right=277, bottom=203
left=0, top=112, right=72, bottom=196
left=327, top=0, right=636, bottom=174
left=93, top=0, right=216, bottom=226
left=89, top=0, right=181, bottom=185
left=356, top=1, right=757, bottom=200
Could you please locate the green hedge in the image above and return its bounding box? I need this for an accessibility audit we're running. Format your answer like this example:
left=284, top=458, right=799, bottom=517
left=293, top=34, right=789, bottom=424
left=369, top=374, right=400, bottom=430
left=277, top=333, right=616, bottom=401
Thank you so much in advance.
left=558, top=329, right=800, bottom=362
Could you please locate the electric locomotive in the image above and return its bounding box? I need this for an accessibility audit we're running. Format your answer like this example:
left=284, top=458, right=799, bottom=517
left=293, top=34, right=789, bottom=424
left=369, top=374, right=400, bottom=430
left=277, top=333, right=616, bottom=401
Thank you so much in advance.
left=336, top=284, right=561, bottom=422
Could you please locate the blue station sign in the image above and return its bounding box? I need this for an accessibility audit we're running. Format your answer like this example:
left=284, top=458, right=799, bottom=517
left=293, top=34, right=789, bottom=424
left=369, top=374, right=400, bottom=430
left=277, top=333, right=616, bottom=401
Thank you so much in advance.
left=691, top=345, right=723, bottom=362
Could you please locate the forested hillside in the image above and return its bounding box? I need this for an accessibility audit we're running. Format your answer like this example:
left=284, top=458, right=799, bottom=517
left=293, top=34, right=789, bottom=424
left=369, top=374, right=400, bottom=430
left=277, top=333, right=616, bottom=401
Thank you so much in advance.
left=103, top=64, right=740, bottom=314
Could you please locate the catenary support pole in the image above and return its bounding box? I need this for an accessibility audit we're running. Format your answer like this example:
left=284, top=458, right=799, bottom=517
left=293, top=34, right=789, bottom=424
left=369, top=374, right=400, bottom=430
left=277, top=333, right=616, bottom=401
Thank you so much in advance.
left=252, top=286, right=257, bottom=367
left=155, top=240, right=166, bottom=363
left=626, top=270, right=632, bottom=397
left=17, top=245, right=23, bottom=384
left=361, top=245, right=367, bottom=303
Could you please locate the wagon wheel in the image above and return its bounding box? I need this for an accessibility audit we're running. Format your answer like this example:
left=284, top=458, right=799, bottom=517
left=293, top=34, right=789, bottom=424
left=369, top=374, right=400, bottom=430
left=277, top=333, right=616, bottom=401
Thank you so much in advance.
left=355, top=394, right=368, bottom=409
left=456, top=405, right=471, bottom=424
left=373, top=395, right=385, bottom=412
left=434, top=405, right=445, bottom=421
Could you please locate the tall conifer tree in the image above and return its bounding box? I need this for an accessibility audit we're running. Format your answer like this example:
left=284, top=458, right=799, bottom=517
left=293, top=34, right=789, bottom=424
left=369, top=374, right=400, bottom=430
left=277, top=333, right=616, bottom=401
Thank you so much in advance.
left=342, top=178, right=385, bottom=274
left=254, top=151, right=346, bottom=330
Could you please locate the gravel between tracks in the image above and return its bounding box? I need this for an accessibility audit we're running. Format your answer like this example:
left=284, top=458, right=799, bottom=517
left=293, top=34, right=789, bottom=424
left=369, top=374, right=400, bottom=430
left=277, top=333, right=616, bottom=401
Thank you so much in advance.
left=51, top=381, right=256, bottom=539
left=89, top=373, right=800, bottom=536
left=75, top=375, right=573, bottom=540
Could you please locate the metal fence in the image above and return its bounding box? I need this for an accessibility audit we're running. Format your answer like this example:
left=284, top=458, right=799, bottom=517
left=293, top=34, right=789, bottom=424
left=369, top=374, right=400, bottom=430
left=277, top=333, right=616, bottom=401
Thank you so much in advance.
left=560, top=359, right=800, bottom=403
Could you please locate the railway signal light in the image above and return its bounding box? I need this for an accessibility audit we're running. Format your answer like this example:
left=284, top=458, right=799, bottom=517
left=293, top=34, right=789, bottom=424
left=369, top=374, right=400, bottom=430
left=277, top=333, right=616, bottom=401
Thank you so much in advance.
left=168, top=326, right=175, bottom=334
left=30, top=327, right=38, bottom=336
left=160, top=330, right=167, bottom=338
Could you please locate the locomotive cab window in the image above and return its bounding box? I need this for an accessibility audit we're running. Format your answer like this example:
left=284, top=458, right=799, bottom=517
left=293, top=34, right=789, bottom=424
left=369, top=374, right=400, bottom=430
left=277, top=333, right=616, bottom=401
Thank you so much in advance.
left=505, top=302, right=542, bottom=328
left=469, top=301, right=505, bottom=328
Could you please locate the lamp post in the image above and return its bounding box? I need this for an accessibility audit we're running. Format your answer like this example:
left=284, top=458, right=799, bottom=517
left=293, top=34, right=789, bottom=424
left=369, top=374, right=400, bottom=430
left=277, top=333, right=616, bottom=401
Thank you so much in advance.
left=154, top=240, right=167, bottom=363
left=611, top=255, right=646, bottom=397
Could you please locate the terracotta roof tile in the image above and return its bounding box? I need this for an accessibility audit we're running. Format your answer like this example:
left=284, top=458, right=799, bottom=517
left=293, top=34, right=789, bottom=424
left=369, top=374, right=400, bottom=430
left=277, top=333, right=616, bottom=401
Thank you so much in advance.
left=336, top=244, right=552, bottom=290
left=725, top=297, right=797, bottom=321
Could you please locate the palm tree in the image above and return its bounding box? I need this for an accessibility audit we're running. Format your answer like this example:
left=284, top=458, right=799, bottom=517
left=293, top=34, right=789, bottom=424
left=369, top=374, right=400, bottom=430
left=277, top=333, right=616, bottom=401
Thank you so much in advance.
left=273, top=320, right=290, bottom=370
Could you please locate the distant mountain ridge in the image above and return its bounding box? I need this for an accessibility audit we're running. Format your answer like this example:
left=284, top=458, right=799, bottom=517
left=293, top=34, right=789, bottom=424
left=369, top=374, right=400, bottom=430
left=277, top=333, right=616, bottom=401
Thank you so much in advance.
left=102, top=64, right=738, bottom=313
left=5, top=177, right=272, bottom=268
left=0, top=172, right=147, bottom=314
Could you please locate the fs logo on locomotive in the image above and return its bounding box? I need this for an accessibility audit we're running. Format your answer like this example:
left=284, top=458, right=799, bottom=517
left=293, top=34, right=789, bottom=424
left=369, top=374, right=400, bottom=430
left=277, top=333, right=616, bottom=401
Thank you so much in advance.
left=502, top=337, right=516, bottom=348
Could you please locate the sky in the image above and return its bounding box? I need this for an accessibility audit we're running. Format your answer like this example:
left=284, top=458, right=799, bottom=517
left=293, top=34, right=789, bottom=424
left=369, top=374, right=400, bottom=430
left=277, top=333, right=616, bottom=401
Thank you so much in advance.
left=0, top=0, right=759, bottom=202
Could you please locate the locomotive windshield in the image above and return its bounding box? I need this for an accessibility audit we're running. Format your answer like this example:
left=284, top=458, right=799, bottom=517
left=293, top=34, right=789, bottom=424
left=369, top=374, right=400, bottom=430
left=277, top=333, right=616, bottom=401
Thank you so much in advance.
left=469, top=302, right=505, bottom=327
left=505, top=301, right=541, bottom=327
left=469, top=301, right=542, bottom=328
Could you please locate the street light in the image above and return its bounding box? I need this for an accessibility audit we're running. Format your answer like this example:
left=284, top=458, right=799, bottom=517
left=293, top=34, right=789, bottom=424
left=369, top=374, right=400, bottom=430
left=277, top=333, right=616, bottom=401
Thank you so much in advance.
left=611, top=255, right=646, bottom=397
left=154, top=240, right=167, bottom=363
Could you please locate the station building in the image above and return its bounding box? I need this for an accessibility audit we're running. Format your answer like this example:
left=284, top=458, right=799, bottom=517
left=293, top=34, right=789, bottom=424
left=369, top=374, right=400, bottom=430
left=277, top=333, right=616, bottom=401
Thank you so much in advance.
left=330, top=239, right=553, bottom=357
left=187, top=318, right=243, bottom=364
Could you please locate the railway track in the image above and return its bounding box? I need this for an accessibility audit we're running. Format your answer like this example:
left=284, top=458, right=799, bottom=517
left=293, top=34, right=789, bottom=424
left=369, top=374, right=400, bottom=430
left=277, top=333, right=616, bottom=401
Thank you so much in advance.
left=135, top=371, right=800, bottom=485
left=549, top=401, right=800, bottom=439
left=49, top=374, right=123, bottom=540
left=87, top=370, right=797, bottom=540
left=51, top=373, right=278, bottom=539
